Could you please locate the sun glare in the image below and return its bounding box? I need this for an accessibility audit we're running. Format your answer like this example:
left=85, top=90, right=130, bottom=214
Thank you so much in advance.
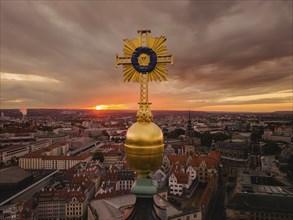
left=93, top=104, right=127, bottom=111
left=95, top=105, right=106, bottom=110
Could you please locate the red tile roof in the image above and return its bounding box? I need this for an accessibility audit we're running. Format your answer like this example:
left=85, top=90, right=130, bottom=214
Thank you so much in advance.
left=20, top=152, right=42, bottom=158
left=190, top=155, right=219, bottom=168
left=198, top=174, right=217, bottom=209
left=38, top=188, right=86, bottom=203
left=95, top=182, right=131, bottom=200
left=103, top=149, right=119, bottom=156
left=66, top=191, right=85, bottom=203
left=167, top=155, right=189, bottom=165
left=43, top=152, right=91, bottom=161
left=208, top=151, right=221, bottom=164
left=99, top=143, right=123, bottom=150
left=174, top=172, right=189, bottom=184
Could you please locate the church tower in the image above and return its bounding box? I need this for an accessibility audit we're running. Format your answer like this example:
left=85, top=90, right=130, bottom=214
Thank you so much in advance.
left=249, top=125, right=261, bottom=170
left=184, top=110, right=200, bottom=153
left=185, top=110, right=195, bottom=145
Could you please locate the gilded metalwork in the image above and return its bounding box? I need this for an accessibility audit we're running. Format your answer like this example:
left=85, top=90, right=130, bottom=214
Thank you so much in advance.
left=138, top=53, right=150, bottom=66
left=116, top=30, right=173, bottom=123
left=116, top=30, right=173, bottom=180
left=124, top=122, right=164, bottom=179
left=116, top=30, right=173, bottom=83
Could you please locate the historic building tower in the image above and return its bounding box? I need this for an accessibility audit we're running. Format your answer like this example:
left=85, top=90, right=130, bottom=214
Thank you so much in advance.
left=184, top=111, right=200, bottom=154
left=249, top=125, right=262, bottom=170
left=185, top=111, right=195, bottom=145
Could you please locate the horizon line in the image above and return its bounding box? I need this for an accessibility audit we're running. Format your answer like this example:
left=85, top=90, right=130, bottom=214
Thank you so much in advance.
left=1, top=108, right=292, bottom=113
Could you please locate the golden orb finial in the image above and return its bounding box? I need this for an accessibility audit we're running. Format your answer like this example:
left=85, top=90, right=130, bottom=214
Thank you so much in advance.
left=125, top=122, right=164, bottom=178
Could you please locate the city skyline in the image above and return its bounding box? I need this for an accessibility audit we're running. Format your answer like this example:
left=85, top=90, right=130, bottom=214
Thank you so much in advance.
left=1, top=1, right=292, bottom=112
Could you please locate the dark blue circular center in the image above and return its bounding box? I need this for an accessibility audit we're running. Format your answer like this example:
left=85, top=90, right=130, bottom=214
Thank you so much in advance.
left=131, top=47, right=157, bottom=73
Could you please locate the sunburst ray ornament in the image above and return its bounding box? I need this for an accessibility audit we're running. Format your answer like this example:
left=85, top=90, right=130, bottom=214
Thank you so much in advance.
left=116, top=30, right=173, bottom=83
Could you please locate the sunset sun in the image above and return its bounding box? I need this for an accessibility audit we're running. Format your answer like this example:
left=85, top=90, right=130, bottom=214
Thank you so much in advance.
left=93, top=104, right=127, bottom=110
left=95, top=105, right=106, bottom=110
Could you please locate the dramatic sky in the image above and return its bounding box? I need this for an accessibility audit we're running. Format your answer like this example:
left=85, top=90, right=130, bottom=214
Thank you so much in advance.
left=1, top=1, right=292, bottom=112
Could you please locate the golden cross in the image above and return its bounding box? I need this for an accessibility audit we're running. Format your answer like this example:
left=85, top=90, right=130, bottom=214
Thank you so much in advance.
left=116, top=30, right=173, bottom=122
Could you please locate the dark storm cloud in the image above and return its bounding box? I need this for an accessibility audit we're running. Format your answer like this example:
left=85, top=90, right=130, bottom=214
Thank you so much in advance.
left=1, top=1, right=292, bottom=109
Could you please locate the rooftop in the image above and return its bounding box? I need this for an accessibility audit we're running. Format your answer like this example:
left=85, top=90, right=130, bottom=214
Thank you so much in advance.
left=227, top=192, right=293, bottom=213
left=227, top=169, right=293, bottom=213
left=236, top=169, right=291, bottom=195
left=0, top=145, right=28, bottom=153
left=0, top=166, right=32, bottom=184
left=90, top=194, right=181, bottom=219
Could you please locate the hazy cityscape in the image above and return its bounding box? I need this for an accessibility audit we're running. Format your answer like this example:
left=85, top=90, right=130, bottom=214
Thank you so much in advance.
left=0, top=109, right=292, bottom=219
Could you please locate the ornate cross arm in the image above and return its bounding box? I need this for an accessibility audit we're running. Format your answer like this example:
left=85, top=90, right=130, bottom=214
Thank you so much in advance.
left=115, top=54, right=131, bottom=68
left=157, top=54, right=174, bottom=65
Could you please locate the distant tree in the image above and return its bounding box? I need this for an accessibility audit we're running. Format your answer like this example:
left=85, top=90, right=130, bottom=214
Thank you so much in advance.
left=101, top=130, right=108, bottom=136
left=267, top=124, right=275, bottom=132
left=263, top=141, right=281, bottom=155
left=280, top=165, right=289, bottom=173
left=283, top=155, right=293, bottom=178
left=9, top=158, right=18, bottom=166
left=112, top=137, right=124, bottom=143
left=280, top=164, right=293, bottom=178
left=39, top=126, right=54, bottom=132
left=245, top=124, right=251, bottom=132
left=201, top=131, right=212, bottom=147
left=213, top=132, right=230, bottom=142
left=168, top=128, right=185, bottom=139
left=92, top=152, right=104, bottom=162
left=251, top=126, right=264, bottom=141
left=101, top=130, right=110, bottom=140
left=162, top=128, right=169, bottom=137
left=289, top=155, right=293, bottom=166
left=194, top=131, right=202, bottom=138
left=22, top=121, right=32, bottom=127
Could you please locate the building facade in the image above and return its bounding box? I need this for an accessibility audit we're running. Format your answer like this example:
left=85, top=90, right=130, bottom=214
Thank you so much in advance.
left=37, top=189, right=67, bottom=220
left=215, top=134, right=249, bottom=175
left=168, top=165, right=198, bottom=198
left=19, top=143, right=92, bottom=170
left=0, top=145, right=29, bottom=164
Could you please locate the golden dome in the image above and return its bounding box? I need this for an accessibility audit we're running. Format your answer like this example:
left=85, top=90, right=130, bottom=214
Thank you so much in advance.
left=125, top=121, right=164, bottom=178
